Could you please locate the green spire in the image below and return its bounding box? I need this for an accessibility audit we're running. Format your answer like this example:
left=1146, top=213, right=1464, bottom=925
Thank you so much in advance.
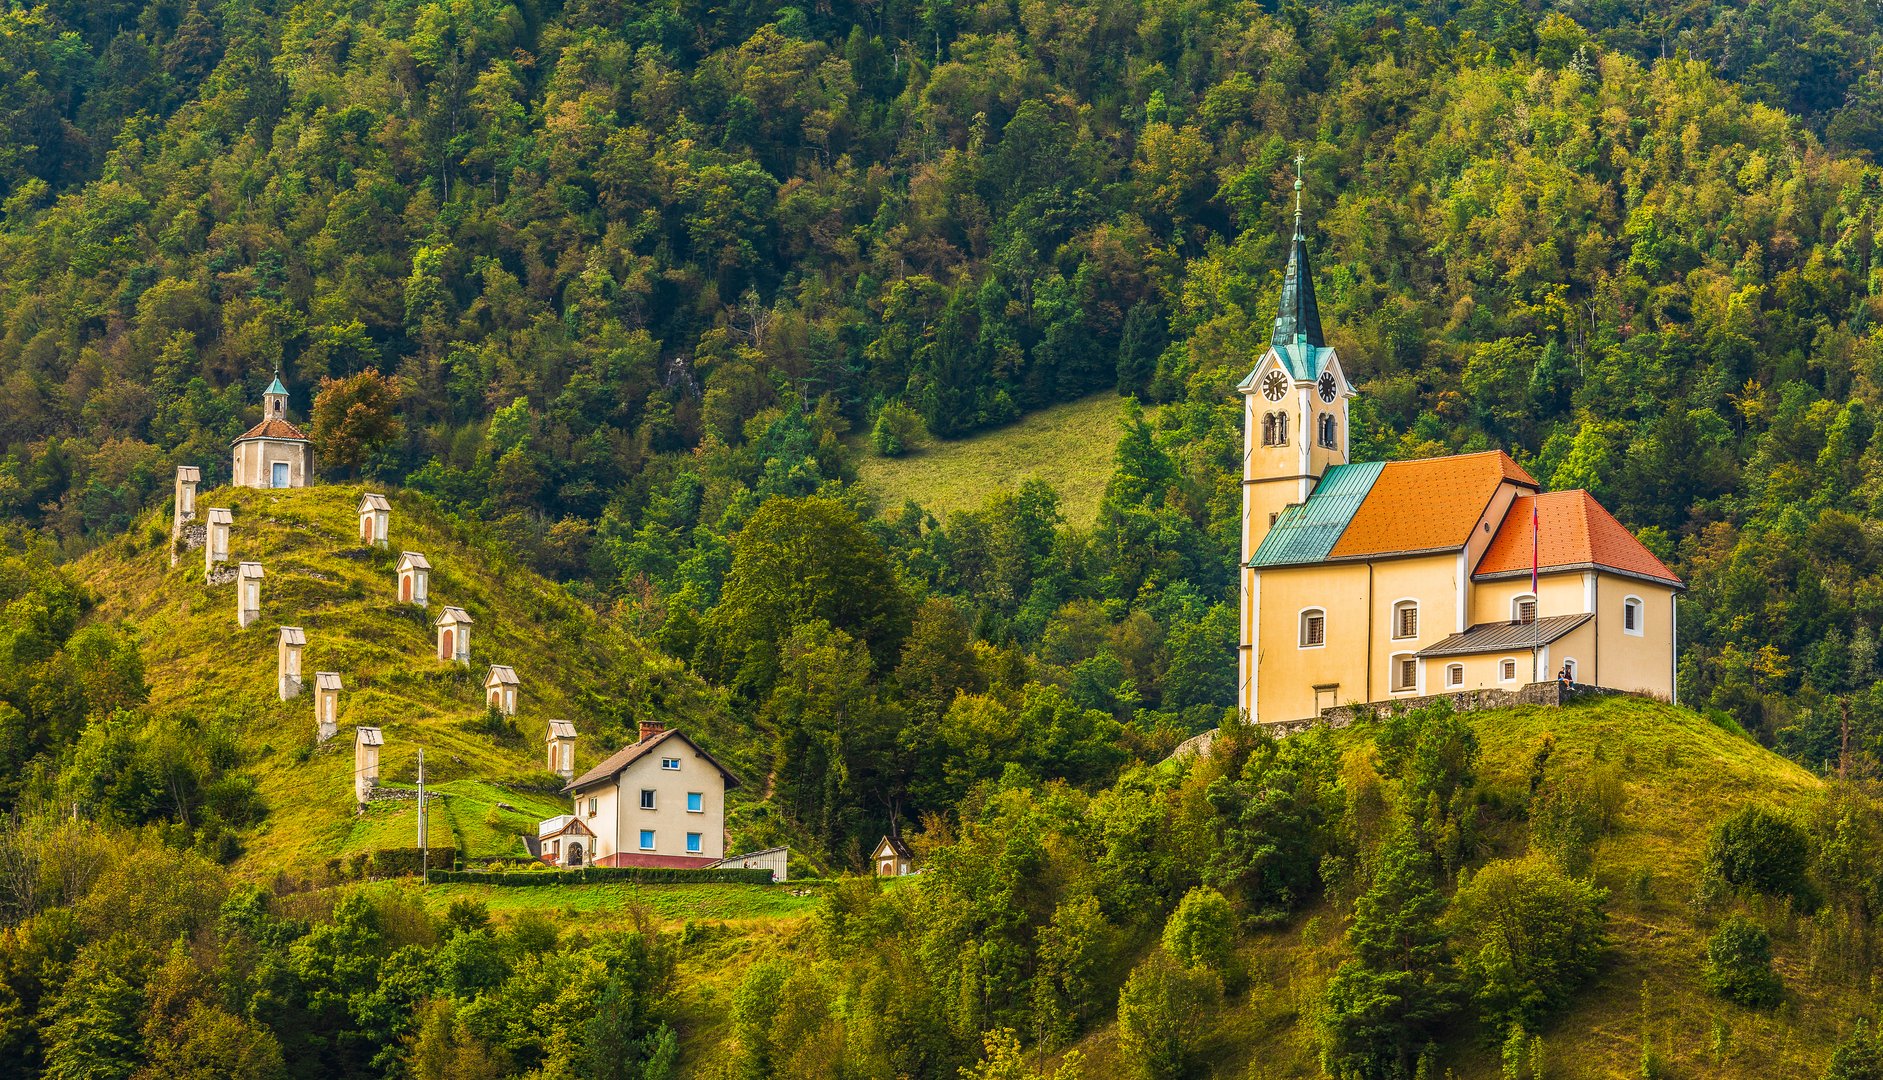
left=265, top=373, right=288, bottom=397
left=1270, top=152, right=1325, bottom=350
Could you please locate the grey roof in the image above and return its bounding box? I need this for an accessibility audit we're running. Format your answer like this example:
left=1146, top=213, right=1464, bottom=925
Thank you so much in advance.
left=1272, top=229, right=1325, bottom=350
left=279, top=626, right=306, bottom=646
left=486, top=664, right=518, bottom=686
left=1249, top=461, right=1385, bottom=568
left=314, top=671, right=343, bottom=691
left=438, top=605, right=472, bottom=624
left=355, top=726, right=383, bottom=746
left=1415, top=613, right=1593, bottom=659
left=238, top=561, right=264, bottom=577
left=875, top=834, right=914, bottom=859
left=176, top=466, right=201, bottom=483
left=545, top=719, right=577, bottom=741
left=359, top=493, right=390, bottom=512
left=398, top=551, right=430, bottom=571
left=208, top=508, right=233, bottom=525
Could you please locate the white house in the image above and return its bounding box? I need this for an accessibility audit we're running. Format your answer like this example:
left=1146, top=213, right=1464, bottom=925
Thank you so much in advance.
left=236, top=562, right=264, bottom=628
left=437, top=606, right=472, bottom=663
left=278, top=626, right=306, bottom=700
left=359, top=493, right=390, bottom=547
left=554, top=720, right=739, bottom=868
left=486, top=665, right=519, bottom=715
left=397, top=551, right=431, bottom=606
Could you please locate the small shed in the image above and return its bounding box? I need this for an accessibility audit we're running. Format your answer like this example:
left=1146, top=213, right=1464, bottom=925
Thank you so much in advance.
left=355, top=726, right=383, bottom=804
left=236, top=562, right=264, bottom=628
left=396, top=551, right=431, bottom=607
left=545, top=719, right=577, bottom=779
left=486, top=664, right=519, bottom=715
left=358, top=493, right=391, bottom=547
left=437, top=606, right=472, bottom=664
left=278, top=626, right=306, bottom=701
left=204, top=507, right=233, bottom=577
left=314, top=672, right=343, bottom=742
left=712, top=846, right=789, bottom=883
left=871, top=834, right=915, bottom=877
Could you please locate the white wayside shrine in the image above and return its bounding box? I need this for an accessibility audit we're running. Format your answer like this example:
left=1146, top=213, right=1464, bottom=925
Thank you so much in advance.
left=397, top=552, right=431, bottom=607
left=355, top=726, right=382, bottom=805
left=358, top=493, right=391, bottom=547
left=545, top=719, right=577, bottom=780
left=437, top=607, right=472, bottom=664
left=486, top=665, right=519, bottom=715
left=172, top=466, right=200, bottom=567
left=278, top=626, right=306, bottom=700
left=314, top=672, right=343, bottom=742
left=236, top=562, right=264, bottom=628
left=205, top=508, right=233, bottom=579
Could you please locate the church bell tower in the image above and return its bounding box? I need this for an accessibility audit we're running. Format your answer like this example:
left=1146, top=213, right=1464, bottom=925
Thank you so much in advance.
left=1238, top=154, right=1353, bottom=719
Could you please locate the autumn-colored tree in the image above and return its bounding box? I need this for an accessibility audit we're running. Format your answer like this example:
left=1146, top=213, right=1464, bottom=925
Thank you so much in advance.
left=310, top=370, right=404, bottom=478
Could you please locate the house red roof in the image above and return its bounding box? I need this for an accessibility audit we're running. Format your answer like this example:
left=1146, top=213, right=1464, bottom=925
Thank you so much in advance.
left=1475, top=491, right=1681, bottom=586
left=1329, top=450, right=1538, bottom=559
left=232, top=417, right=309, bottom=443
left=593, top=852, right=720, bottom=870
left=563, top=727, right=741, bottom=794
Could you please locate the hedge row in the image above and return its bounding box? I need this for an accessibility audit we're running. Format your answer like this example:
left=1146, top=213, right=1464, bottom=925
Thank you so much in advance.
left=327, top=847, right=460, bottom=880
left=426, top=866, right=775, bottom=886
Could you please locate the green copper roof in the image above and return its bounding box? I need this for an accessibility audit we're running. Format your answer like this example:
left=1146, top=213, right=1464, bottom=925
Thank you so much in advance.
left=1271, top=230, right=1325, bottom=349
left=1248, top=461, right=1385, bottom=568
left=265, top=374, right=288, bottom=396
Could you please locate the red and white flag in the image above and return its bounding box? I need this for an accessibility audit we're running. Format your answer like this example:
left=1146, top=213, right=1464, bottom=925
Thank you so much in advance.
left=1530, top=499, right=1540, bottom=596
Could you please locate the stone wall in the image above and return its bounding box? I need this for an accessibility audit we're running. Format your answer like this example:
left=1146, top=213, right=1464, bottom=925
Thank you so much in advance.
left=1263, top=681, right=1626, bottom=737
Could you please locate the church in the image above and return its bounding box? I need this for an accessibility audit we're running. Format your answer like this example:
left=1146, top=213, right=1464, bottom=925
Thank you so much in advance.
left=1238, top=177, right=1681, bottom=725
left=231, top=375, right=313, bottom=489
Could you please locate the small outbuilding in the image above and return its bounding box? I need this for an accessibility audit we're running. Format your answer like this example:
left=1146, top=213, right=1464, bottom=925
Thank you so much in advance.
left=278, top=626, right=306, bottom=700
left=537, top=815, right=595, bottom=867
left=872, top=834, right=916, bottom=877
left=545, top=719, right=578, bottom=779
left=314, top=672, right=343, bottom=742
left=486, top=665, right=519, bottom=715
left=204, top=507, right=233, bottom=578
left=236, top=562, right=264, bottom=628
left=711, top=846, right=789, bottom=883
left=355, top=726, right=382, bottom=805
left=396, top=551, right=431, bottom=607
left=171, top=466, right=201, bottom=568
left=437, top=607, right=472, bottom=664
left=358, top=493, right=391, bottom=547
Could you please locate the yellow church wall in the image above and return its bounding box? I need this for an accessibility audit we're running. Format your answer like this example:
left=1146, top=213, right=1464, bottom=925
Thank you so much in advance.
left=1591, top=573, right=1677, bottom=698
left=1539, top=618, right=1598, bottom=685
left=1469, top=572, right=1587, bottom=625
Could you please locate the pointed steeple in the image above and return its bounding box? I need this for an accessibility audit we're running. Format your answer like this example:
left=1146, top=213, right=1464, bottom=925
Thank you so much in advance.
left=1270, top=152, right=1325, bottom=351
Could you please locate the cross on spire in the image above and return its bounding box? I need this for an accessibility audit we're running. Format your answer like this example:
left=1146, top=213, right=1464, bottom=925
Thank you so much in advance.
left=1293, top=151, right=1305, bottom=236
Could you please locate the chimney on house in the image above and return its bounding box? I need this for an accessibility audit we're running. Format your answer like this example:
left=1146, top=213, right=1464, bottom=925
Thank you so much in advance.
left=638, top=719, right=666, bottom=743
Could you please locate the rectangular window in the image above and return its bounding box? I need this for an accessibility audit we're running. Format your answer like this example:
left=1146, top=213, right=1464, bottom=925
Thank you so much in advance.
left=1500, top=659, right=1517, bottom=682
left=639, top=830, right=655, bottom=850
left=1395, top=605, right=1417, bottom=639
left=1393, top=658, right=1417, bottom=692
left=1446, top=664, right=1463, bottom=688
left=639, top=789, right=656, bottom=810
left=587, top=796, right=597, bottom=817
left=660, top=757, right=680, bottom=770
left=686, top=832, right=702, bottom=854
left=687, top=792, right=703, bottom=813
left=1515, top=598, right=1537, bottom=624
left=1302, top=613, right=1325, bottom=647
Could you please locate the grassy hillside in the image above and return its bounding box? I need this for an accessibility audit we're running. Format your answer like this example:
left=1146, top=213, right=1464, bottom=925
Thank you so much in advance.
left=73, top=483, right=749, bottom=872
left=1067, top=696, right=1849, bottom=1079
left=853, top=394, right=1138, bottom=525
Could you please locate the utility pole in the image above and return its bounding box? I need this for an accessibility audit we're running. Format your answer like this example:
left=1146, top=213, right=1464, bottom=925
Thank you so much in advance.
left=417, top=747, right=427, bottom=881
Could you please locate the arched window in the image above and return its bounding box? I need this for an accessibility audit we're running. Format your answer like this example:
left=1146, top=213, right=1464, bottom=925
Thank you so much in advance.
left=1299, top=608, right=1326, bottom=648
left=1390, top=653, right=1419, bottom=693
left=1318, top=413, right=1338, bottom=449
left=1512, top=595, right=1537, bottom=624
left=1622, top=596, right=1644, bottom=636
left=1261, top=412, right=1290, bottom=447
left=1445, top=663, right=1464, bottom=688
left=1391, top=600, right=1419, bottom=640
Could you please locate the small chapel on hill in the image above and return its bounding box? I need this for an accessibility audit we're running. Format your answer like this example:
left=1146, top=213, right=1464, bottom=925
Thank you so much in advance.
left=1238, top=172, right=1681, bottom=725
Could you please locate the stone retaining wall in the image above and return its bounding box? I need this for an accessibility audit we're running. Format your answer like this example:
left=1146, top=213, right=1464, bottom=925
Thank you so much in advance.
left=1263, top=681, right=1626, bottom=737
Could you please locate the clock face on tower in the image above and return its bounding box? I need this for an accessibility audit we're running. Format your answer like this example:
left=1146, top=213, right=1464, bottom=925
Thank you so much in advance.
left=1318, top=371, right=1338, bottom=403
left=1261, top=370, right=1288, bottom=402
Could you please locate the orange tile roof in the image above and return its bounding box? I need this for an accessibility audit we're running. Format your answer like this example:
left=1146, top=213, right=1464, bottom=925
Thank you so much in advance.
left=233, top=417, right=309, bottom=443
left=1475, top=491, right=1681, bottom=586
left=1329, top=450, right=1537, bottom=559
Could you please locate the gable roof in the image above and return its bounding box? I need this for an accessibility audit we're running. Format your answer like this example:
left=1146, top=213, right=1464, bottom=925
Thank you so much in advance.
left=1328, top=451, right=1538, bottom=560
left=437, top=605, right=471, bottom=625
left=355, top=726, right=383, bottom=746
left=279, top=626, right=306, bottom=646
left=397, top=551, right=430, bottom=572
left=563, top=727, right=740, bottom=794
left=1416, top=613, right=1593, bottom=658
left=207, top=508, right=233, bottom=525
left=238, top=561, right=264, bottom=578
left=232, top=417, right=309, bottom=444
left=1250, top=461, right=1384, bottom=568
left=538, top=814, right=594, bottom=839
left=176, top=466, right=201, bottom=483
left=874, top=834, right=914, bottom=859
left=486, top=664, right=518, bottom=686
left=545, top=719, right=577, bottom=741
left=314, top=671, right=342, bottom=691
left=1475, top=491, right=1682, bottom=587
left=359, top=493, right=390, bottom=512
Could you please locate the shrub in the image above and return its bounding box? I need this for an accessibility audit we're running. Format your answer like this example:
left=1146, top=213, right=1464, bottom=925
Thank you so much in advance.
left=1116, top=953, right=1221, bottom=1080
left=1824, top=1018, right=1883, bottom=1080
left=869, top=401, right=924, bottom=456
left=1445, top=856, right=1607, bottom=1035
left=1704, top=805, right=1816, bottom=908
left=1161, top=886, right=1235, bottom=973
left=1704, top=916, right=1783, bottom=1009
